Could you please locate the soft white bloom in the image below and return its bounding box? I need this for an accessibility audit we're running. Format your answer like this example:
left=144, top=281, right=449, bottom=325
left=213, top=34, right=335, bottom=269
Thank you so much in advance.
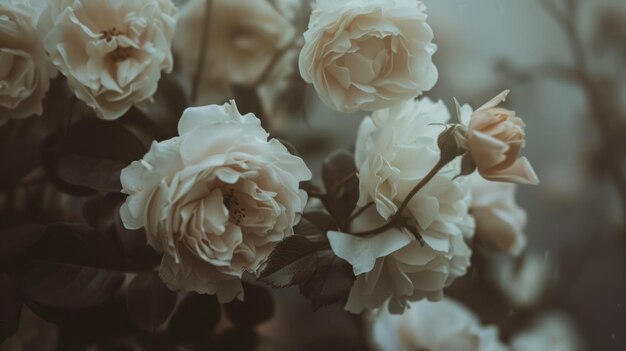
left=458, top=91, right=539, bottom=185
left=329, top=98, right=474, bottom=313
left=511, top=313, right=583, bottom=351
left=0, top=0, right=52, bottom=125
left=299, top=0, right=438, bottom=113
left=38, top=0, right=177, bottom=120
left=119, top=101, right=312, bottom=302
left=488, top=252, right=552, bottom=308
left=174, top=0, right=297, bottom=88
left=370, top=298, right=509, bottom=351
left=471, top=174, right=527, bottom=255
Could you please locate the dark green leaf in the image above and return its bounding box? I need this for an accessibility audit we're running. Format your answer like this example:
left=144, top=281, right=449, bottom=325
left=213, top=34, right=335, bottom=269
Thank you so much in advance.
left=43, top=118, right=146, bottom=195
left=17, top=261, right=124, bottom=309
left=169, top=293, right=221, bottom=343
left=0, top=224, right=47, bottom=262
left=259, top=235, right=326, bottom=288
left=300, top=249, right=355, bottom=310
left=82, top=193, right=126, bottom=229
left=302, top=210, right=338, bottom=233
left=321, top=150, right=359, bottom=225
left=15, top=223, right=129, bottom=309
left=0, top=273, right=22, bottom=343
left=126, top=272, right=177, bottom=332
left=224, top=282, right=274, bottom=329
left=113, top=210, right=161, bottom=269
left=22, top=223, right=130, bottom=271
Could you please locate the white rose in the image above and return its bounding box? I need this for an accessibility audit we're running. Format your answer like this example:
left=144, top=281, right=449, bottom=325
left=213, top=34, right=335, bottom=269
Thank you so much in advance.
left=471, top=174, right=527, bottom=255
left=299, top=0, right=438, bottom=113
left=119, top=101, right=312, bottom=302
left=0, top=0, right=51, bottom=125
left=511, top=313, right=583, bottom=351
left=370, top=298, right=509, bottom=351
left=174, top=0, right=297, bottom=89
left=328, top=98, right=475, bottom=313
left=38, top=0, right=177, bottom=120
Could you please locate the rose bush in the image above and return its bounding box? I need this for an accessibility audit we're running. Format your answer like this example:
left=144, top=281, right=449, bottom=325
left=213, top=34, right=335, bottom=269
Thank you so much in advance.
left=38, top=0, right=177, bottom=120
left=120, top=101, right=311, bottom=302
left=299, top=0, right=438, bottom=113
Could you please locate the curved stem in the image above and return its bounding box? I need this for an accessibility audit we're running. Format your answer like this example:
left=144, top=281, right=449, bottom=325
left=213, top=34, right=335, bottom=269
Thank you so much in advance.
left=350, top=158, right=448, bottom=236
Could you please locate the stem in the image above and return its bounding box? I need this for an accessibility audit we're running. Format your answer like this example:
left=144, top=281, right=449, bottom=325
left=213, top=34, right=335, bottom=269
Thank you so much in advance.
left=350, top=158, right=448, bottom=236
left=191, top=0, right=213, bottom=104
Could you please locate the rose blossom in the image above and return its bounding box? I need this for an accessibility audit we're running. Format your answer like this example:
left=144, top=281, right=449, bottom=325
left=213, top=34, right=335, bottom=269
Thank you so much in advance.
left=38, top=0, right=177, bottom=120
left=327, top=98, right=474, bottom=313
left=174, top=0, right=297, bottom=89
left=369, top=298, right=508, bottom=351
left=459, top=90, right=539, bottom=184
left=299, top=0, right=438, bottom=113
left=0, top=0, right=52, bottom=125
left=471, top=174, right=527, bottom=255
left=119, top=101, right=312, bottom=302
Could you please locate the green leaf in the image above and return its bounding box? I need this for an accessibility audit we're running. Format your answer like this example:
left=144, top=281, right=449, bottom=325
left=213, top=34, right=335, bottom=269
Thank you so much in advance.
left=43, top=118, right=146, bottom=195
left=321, top=150, right=359, bottom=225
left=0, top=224, right=47, bottom=263
left=15, top=223, right=131, bottom=309
left=126, top=272, right=177, bottom=332
left=299, top=249, right=355, bottom=310
left=17, top=261, right=125, bottom=309
left=259, top=235, right=326, bottom=288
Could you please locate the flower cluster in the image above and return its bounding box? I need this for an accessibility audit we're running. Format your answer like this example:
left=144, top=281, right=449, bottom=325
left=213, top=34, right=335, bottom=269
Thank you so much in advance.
left=0, top=0, right=554, bottom=349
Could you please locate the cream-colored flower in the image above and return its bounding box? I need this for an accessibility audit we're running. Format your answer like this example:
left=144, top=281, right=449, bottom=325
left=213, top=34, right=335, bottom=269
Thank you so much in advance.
left=471, top=174, right=527, bottom=255
left=369, top=298, right=509, bottom=351
left=329, top=98, right=474, bottom=313
left=119, top=101, right=312, bottom=302
left=459, top=90, right=539, bottom=185
left=0, top=0, right=52, bottom=125
left=299, top=0, right=438, bottom=113
left=38, top=0, right=177, bottom=120
left=511, top=313, right=583, bottom=351
left=174, top=0, right=297, bottom=89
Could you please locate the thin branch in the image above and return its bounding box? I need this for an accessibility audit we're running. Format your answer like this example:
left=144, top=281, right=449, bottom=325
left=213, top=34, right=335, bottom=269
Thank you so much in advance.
left=191, top=0, right=213, bottom=104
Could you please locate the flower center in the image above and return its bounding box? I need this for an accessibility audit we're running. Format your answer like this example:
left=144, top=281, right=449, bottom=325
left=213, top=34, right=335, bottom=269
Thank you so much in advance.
left=100, top=27, right=133, bottom=62
left=223, top=188, right=246, bottom=226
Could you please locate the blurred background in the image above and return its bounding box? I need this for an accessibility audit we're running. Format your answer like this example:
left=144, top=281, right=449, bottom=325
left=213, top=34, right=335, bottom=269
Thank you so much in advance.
left=265, top=0, right=626, bottom=350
